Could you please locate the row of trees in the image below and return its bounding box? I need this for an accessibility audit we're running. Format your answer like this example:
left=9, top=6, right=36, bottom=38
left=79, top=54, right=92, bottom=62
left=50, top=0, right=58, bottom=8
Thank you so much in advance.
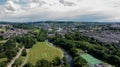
left=23, top=56, right=70, bottom=67
left=12, top=23, right=35, bottom=29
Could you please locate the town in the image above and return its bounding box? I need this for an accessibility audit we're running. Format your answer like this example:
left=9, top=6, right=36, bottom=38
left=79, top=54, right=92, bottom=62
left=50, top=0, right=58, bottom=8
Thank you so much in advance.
left=0, top=22, right=119, bottom=67
left=0, top=0, right=120, bottom=67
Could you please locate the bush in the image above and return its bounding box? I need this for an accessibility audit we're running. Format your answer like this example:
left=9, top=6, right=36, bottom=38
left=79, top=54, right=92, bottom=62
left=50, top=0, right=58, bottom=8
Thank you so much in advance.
left=22, top=49, right=27, bottom=56
left=36, top=59, right=54, bottom=67
left=52, top=57, right=61, bottom=66
left=0, top=61, right=7, bottom=67
left=12, top=59, right=22, bottom=67
left=74, top=56, right=87, bottom=67
left=5, top=49, right=17, bottom=61
left=0, top=53, right=6, bottom=58
left=23, top=63, right=34, bottom=67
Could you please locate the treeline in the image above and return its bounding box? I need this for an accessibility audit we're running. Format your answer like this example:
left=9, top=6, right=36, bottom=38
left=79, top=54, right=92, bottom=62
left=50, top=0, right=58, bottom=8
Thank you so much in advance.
left=15, top=29, right=47, bottom=48
left=12, top=23, right=35, bottom=29
left=23, top=56, right=70, bottom=67
left=49, top=32, right=120, bottom=67
left=15, top=35, right=36, bottom=48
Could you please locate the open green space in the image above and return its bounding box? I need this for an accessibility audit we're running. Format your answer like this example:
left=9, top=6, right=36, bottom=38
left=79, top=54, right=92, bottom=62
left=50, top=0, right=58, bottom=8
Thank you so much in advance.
left=0, top=40, right=7, bottom=45
left=18, top=56, right=25, bottom=63
left=33, top=29, right=40, bottom=33
left=0, top=58, right=7, bottom=63
left=81, top=53, right=102, bottom=65
left=28, top=42, right=63, bottom=65
left=0, top=28, right=6, bottom=32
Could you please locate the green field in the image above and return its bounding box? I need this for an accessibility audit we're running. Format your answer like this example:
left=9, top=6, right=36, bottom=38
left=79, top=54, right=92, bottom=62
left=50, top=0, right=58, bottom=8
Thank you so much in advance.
left=34, top=29, right=40, bottom=33
left=0, top=58, right=7, bottom=63
left=28, top=42, right=63, bottom=65
left=0, top=28, right=6, bottom=32
left=81, top=54, right=102, bottom=64
left=0, top=40, right=7, bottom=45
left=18, top=56, right=25, bottom=63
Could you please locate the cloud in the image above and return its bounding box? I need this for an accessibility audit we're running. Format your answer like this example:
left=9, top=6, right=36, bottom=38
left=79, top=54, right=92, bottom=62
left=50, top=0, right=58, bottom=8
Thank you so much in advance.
left=0, top=0, right=120, bottom=22
left=59, top=0, right=76, bottom=6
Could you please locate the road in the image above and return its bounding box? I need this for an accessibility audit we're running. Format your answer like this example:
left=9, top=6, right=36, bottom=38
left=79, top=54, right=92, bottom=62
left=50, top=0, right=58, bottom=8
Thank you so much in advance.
left=20, top=49, right=30, bottom=67
left=7, top=47, right=24, bottom=67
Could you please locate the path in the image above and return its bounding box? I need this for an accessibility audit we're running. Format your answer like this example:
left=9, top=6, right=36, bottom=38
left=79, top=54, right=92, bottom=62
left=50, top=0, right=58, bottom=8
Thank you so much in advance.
left=7, top=47, right=24, bottom=67
left=20, top=49, right=30, bottom=67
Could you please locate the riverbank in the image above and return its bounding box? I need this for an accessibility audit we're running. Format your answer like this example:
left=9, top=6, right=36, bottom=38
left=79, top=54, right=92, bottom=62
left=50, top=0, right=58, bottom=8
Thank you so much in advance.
left=48, top=41, right=74, bottom=67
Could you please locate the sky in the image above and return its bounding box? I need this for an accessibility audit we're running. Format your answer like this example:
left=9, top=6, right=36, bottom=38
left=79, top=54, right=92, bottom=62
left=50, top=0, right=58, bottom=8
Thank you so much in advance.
left=0, top=0, right=120, bottom=22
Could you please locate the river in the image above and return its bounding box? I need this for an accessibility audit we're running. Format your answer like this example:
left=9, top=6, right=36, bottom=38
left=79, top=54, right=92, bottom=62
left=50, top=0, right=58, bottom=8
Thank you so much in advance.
left=64, top=51, right=74, bottom=67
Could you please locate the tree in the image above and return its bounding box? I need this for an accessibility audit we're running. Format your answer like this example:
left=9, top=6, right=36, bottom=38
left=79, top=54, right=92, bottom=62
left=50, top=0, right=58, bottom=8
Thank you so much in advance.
left=15, top=36, right=37, bottom=49
left=3, top=40, right=16, bottom=51
left=36, top=59, right=53, bottom=67
left=52, top=57, right=61, bottom=66
left=0, top=53, right=6, bottom=58
left=0, top=35, right=3, bottom=40
left=22, top=49, right=27, bottom=56
left=23, top=36, right=36, bottom=48
left=23, top=63, right=34, bottom=67
left=12, top=59, right=22, bottom=67
left=62, top=57, right=70, bottom=67
left=74, top=56, right=87, bottom=67
left=70, top=47, right=79, bottom=57
left=34, top=29, right=47, bottom=42
left=65, top=34, right=74, bottom=40
left=0, top=61, right=6, bottom=67
left=5, top=49, right=17, bottom=61
left=51, top=31, right=120, bottom=67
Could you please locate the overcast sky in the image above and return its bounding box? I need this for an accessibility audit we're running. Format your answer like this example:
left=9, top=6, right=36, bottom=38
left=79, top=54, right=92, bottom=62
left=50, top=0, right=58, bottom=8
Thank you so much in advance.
left=0, top=0, right=120, bottom=22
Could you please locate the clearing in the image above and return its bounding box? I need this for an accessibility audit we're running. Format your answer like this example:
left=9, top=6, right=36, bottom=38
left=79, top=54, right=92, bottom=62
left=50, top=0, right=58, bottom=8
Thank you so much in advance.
left=28, top=42, right=63, bottom=65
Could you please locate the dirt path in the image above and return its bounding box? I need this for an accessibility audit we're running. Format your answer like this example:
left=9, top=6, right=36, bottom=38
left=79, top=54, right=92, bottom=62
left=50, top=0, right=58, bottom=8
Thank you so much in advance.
left=20, top=49, right=30, bottom=67
left=7, top=47, right=24, bottom=67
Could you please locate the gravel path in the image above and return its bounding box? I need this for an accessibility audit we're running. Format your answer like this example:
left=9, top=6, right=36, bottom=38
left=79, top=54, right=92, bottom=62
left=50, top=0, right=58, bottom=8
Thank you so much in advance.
left=7, top=47, right=24, bottom=67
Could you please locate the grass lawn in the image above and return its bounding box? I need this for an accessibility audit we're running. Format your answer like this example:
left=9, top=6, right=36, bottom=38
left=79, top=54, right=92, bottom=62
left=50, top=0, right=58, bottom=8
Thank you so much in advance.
left=28, top=42, right=63, bottom=65
left=0, top=28, right=6, bottom=32
left=34, top=29, right=40, bottom=33
left=104, top=62, right=115, bottom=67
left=0, top=40, right=7, bottom=45
left=0, top=58, right=7, bottom=63
left=18, top=56, right=25, bottom=63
